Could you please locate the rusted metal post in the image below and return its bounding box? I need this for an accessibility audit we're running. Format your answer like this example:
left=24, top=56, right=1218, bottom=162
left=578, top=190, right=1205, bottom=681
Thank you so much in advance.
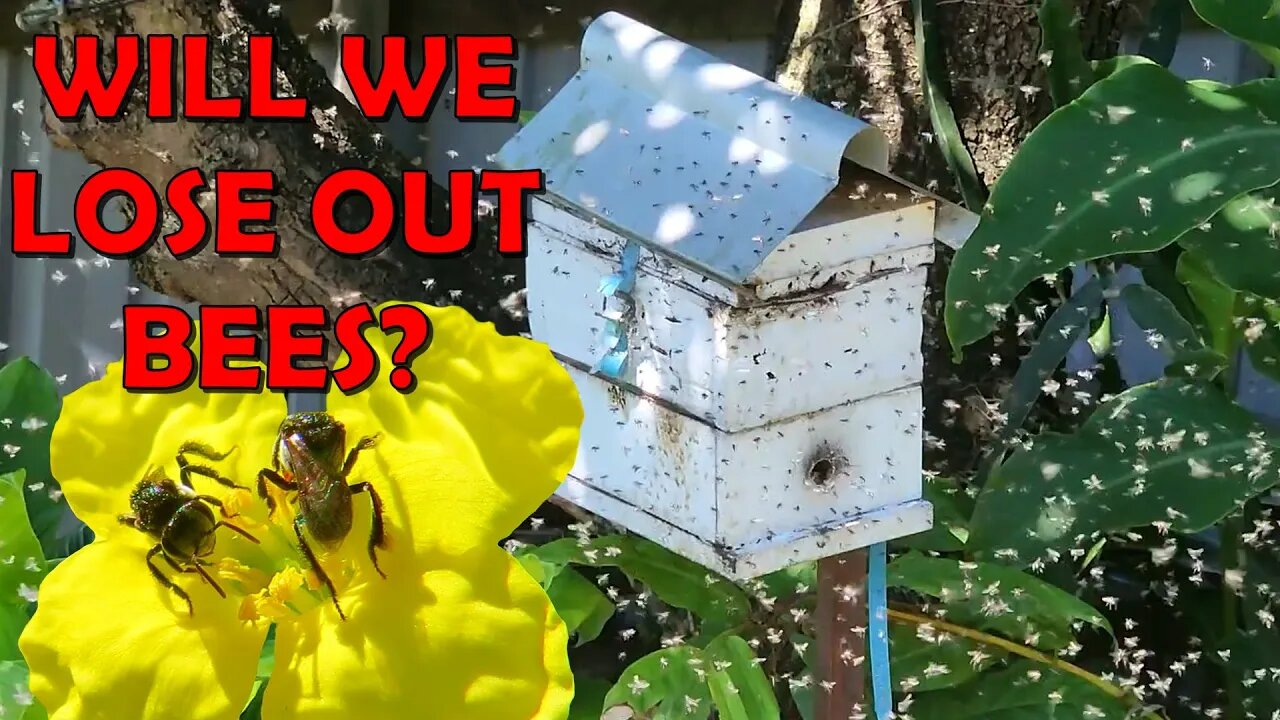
left=815, top=549, right=868, bottom=720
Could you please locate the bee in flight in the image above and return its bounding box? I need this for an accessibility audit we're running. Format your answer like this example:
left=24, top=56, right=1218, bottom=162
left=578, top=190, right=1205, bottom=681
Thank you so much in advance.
left=257, top=412, right=388, bottom=621
left=119, top=443, right=259, bottom=616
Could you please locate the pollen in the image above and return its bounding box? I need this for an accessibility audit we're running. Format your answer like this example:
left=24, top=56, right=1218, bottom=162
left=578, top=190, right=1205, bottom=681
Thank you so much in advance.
left=222, top=488, right=256, bottom=518
left=268, top=566, right=306, bottom=604
left=241, top=567, right=308, bottom=622
left=216, top=558, right=270, bottom=592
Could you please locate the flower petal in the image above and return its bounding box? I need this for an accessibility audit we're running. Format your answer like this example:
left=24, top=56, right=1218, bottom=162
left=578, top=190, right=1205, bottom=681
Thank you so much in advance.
left=52, top=353, right=288, bottom=539
left=20, top=539, right=267, bottom=720
left=327, top=302, right=582, bottom=551
left=261, top=544, right=572, bottom=720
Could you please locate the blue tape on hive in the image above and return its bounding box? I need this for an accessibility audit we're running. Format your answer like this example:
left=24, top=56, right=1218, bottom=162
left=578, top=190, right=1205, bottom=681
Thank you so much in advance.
left=592, top=241, right=641, bottom=379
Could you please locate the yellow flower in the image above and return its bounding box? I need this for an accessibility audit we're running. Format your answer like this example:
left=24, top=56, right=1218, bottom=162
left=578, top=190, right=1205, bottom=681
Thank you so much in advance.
left=19, top=302, right=584, bottom=720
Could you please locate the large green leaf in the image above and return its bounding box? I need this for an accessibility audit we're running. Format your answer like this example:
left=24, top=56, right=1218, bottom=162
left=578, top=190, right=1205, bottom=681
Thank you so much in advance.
left=889, top=621, right=1004, bottom=693
left=0, top=471, right=47, bottom=662
left=0, top=661, right=36, bottom=720
left=944, top=63, right=1280, bottom=351
left=544, top=567, right=615, bottom=646
left=1120, top=284, right=1207, bottom=357
left=568, top=678, right=612, bottom=720
left=1177, top=250, right=1239, bottom=355
left=905, top=661, right=1131, bottom=719
left=1237, top=294, right=1280, bottom=383
left=1190, top=0, right=1280, bottom=67
left=519, top=536, right=751, bottom=633
left=1038, top=0, right=1096, bottom=107
left=889, top=553, right=1111, bottom=650
left=1179, top=189, right=1280, bottom=300
left=703, top=634, right=780, bottom=720
left=0, top=359, right=85, bottom=561
left=604, top=646, right=713, bottom=720
left=913, top=0, right=986, bottom=209
left=968, top=379, right=1280, bottom=564
left=894, top=476, right=972, bottom=552
left=1002, top=277, right=1105, bottom=439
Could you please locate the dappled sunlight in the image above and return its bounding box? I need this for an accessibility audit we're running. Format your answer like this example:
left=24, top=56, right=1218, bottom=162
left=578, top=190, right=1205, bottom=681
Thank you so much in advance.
left=1171, top=170, right=1226, bottom=204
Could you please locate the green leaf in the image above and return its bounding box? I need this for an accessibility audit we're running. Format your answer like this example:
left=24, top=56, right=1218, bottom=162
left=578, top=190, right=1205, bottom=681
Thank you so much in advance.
left=256, top=625, right=276, bottom=680
left=518, top=110, right=538, bottom=126
left=889, top=621, right=1004, bottom=693
left=0, top=471, right=47, bottom=662
left=23, top=699, right=47, bottom=720
left=1120, top=283, right=1208, bottom=356
left=1164, top=346, right=1229, bottom=382
left=905, top=661, right=1131, bottom=719
left=1237, top=294, right=1280, bottom=383
left=0, top=661, right=36, bottom=720
left=1229, top=626, right=1280, bottom=718
left=1090, top=54, right=1157, bottom=82
left=1138, top=0, right=1185, bottom=66
left=756, top=562, right=817, bottom=601
left=1178, top=250, right=1239, bottom=355
left=521, top=536, right=751, bottom=633
left=544, top=567, right=615, bottom=646
left=1087, top=305, right=1113, bottom=357
left=0, top=359, right=85, bottom=561
left=889, top=553, right=1111, bottom=650
left=704, top=634, right=780, bottom=720
left=1038, top=0, right=1096, bottom=106
left=913, top=0, right=987, bottom=210
left=968, top=379, right=1280, bottom=565
left=787, top=635, right=818, bottom=720
left=1190, top=0, right=1280, bottom=67
left=943, top=63, right=1280, bottom=352
left=1179, top=189, right=1280, bottom=300
left=569, top=677, right=612, bottom=720
left=604, top=646, right=712, bottom=720
left=894, top=476, right=972, bottom=552
left=240, top=678, right=267, bottom=719
left=1004, top=278, right=1105, bottom=438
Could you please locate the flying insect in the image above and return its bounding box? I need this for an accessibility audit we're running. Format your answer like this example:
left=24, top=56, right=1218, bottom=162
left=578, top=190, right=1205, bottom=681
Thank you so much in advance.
left=257, top=412, right=388, bottom=621
left=119, top=458, right=260, bottom=616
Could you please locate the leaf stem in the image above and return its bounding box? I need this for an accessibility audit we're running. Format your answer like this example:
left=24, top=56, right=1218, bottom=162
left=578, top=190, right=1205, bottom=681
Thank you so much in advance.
left=1221, top=512, right=1243, bottom=720
left=887, top=607, right=1120, bottom=697
left=887, top=606, right=1163, bottom=719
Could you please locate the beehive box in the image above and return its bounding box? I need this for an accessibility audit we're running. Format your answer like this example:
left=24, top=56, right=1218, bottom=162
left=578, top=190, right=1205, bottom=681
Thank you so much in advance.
left=498, top=12, right=975, bottom=579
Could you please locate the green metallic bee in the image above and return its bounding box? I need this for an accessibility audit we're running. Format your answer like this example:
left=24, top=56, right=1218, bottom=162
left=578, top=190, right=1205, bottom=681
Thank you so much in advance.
left=119, top=443, right=260, bottom=616
left=257, top=412, right=388, bottom=621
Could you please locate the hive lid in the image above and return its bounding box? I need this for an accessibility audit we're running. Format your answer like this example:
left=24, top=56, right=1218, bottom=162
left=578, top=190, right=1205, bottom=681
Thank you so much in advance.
left=495, top=12, right=918, bottom=286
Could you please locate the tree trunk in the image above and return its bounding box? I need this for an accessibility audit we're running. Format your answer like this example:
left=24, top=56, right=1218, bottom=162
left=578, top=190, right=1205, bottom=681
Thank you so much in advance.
left=42, top=0, right=524, bottom=349
left=772, top=0, right=1140, bottom=474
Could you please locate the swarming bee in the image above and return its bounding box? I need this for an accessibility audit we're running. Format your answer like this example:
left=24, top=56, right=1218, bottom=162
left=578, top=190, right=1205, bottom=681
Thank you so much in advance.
left=118, top=443, right=260, bottom=616
left=257, top=412, right=388, bottom=621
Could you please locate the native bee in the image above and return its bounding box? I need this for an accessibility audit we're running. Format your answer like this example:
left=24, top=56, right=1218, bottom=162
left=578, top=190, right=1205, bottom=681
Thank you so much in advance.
left=119, top=443, right=259, bottom=616
left=257, top=412, right=388, bottom=621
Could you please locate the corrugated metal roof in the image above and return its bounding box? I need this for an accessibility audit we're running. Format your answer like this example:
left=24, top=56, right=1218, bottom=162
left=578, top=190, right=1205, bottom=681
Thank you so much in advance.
left=495, top=11, right=891, bottom=286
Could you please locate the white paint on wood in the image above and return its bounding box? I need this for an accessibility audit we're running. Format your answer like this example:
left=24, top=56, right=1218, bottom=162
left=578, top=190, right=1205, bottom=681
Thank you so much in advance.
left=528, top=201, right=932, bottom=433
left=559, top=362, right=928, bottom=578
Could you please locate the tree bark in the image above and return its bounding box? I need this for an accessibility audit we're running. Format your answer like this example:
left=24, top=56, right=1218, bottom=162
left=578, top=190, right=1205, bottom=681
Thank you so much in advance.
left=772, top=0, right=1141, bottom=475
left=42, top=0, right=525, bottom=350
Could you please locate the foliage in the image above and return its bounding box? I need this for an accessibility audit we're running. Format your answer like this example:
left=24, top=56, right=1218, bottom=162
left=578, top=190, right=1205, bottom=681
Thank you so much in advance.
left=0, top=358, right=76, bottom=719
left=503, top=4, right=1280, bottom=720
left=939, top=2, right=1280, bottom=719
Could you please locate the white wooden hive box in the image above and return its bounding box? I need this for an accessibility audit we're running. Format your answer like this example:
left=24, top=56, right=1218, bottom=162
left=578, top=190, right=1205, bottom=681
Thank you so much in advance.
left=496, top=12, right=969, bottom=579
